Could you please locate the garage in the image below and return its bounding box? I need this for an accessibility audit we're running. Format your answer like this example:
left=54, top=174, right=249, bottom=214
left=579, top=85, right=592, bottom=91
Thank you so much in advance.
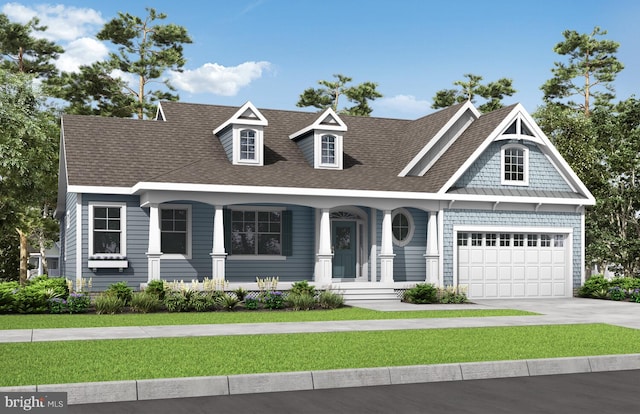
left=457, top=231, right=570, bottom=299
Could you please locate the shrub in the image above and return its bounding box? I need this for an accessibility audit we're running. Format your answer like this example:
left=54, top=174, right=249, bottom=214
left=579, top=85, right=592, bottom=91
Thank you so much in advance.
left=94, top=294, right=125, bottom=314
left=438, top=286, right=468, bottom=304
left=145, top=280, right=168, bottom=300
left=287, top=292, right=317, bottom=311
left=189, top=292, right=216, bottom=312
left=105, top=282, right=133, bottom=305
left=233, top=287, right=248, bottom=301
left=608, top=286, right=627, bottom=301
left=578, top=275, right=609, bottom=298
left=164, top=291, right=191, bottom=312
left=262, top=291, right=285, bottom=310
left=48, top=297, right=67, bottom=314
left=243, top=297, right=259, bottom=310
left=0, top=281, right=19, bottom=313
left=130, top=292, right=162, bottom=313
left=630, top=289, right=640, bottom=303
left=215, top=293, right=239, bottom=311
left=403, top=283, right=438, bottom=304
left=290, top=280, right=316, bottom=296
left=67, top=293, right=91, bottom=314
left=318, top=290, right=344, bottom=309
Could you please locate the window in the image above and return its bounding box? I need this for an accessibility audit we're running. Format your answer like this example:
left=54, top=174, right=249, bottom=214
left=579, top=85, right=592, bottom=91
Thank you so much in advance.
left=231, top=210, right=282, bottom=255
left=321, top=135, right=336, bottom=165
left=49, top=258, right=59, bottom=270
left=89, top=203, right=126, bottom=258
left=160, top=206, right=191, bottom=257
left=503, top=146, right=525, bottom=182
left=392, top=209, right=414, bottom=246
left=500, top=234, right=510, bottom=247
left=471, top=233, right=483, bottom=246
left=457, top=233, right=468, bottom=246
left=513, top=234, right=524, bottom=247
left=240, top=129, right=256, bottom=160
left=554, top=234, right=565, bottom=247
left=541, top=234, right=551, bottom=247
left=527, top=234, right=538, bottom=247
left=486, top=233, right=497, bottom=246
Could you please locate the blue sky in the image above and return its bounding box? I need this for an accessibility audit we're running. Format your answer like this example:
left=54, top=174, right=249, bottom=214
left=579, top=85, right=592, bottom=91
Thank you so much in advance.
left=3, top=0, right=639, bottom=118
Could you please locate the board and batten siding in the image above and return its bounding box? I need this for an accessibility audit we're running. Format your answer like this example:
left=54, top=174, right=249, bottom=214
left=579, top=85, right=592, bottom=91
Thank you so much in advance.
left=82, top=194, right=149, bottom=291
left=376, top=207, right=428, bottom=282
left=225, top=204, right=315, bottom=282
left=455, top=141, right=573, bottom=192
left=442, top=209, right=583, bottom=288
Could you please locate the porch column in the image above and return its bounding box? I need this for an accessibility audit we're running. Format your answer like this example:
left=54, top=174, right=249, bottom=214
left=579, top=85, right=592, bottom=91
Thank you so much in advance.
left=146, top=203, right=162, bottom=281
left=210, top=205, right=227, bottom=279
left=425, top=211, right=440, bottom=285
left=316, top=208, right=333, bottom=285
left=379, top=209, right=395, bottom=283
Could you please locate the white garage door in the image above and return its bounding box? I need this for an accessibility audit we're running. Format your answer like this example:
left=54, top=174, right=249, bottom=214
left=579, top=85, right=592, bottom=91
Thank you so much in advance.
left=457, top=232, right=570, bottom=299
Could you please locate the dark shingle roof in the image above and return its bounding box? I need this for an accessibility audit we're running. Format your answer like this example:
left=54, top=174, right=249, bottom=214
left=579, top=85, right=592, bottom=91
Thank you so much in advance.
left=61, top=101, right=511, bottom=194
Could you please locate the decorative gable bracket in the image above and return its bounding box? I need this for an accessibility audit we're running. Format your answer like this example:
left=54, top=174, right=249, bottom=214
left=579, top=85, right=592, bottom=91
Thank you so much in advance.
left=213, top=101, right=268, bottom=166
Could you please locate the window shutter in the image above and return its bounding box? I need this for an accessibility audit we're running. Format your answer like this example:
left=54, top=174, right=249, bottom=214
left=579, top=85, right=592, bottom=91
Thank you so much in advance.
left=223, top=209, right=232, bottom=252
left=282, top=210, right=293, bottom=256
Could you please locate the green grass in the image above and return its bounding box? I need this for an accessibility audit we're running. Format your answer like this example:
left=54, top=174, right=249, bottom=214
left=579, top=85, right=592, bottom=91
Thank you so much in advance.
left=0, top=308, right=536, bottom=330
left=1, top=323, right=638, bottom=386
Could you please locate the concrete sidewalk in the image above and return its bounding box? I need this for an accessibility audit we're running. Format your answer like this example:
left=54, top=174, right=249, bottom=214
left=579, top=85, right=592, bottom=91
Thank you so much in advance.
left=3, top=297, right=640, bottom=405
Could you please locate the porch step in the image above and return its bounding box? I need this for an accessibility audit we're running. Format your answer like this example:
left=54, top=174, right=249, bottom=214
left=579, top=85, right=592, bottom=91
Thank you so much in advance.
left=330, top=286, right=400, bottom=301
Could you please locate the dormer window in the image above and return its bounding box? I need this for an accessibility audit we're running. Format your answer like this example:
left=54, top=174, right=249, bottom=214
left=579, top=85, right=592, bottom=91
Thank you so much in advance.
left=213, top=101, right=268, bottom=166
left=289, top=108, right=347, bottom=170
left=502, top=144, right=529, bottom=186
left=240, top=129, right=256, bottom=161
left=321, top=134, right=336, bottom=165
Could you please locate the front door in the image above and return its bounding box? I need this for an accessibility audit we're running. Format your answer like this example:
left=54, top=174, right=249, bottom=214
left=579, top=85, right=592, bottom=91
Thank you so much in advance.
left=332, top=221, right=356, bottom=278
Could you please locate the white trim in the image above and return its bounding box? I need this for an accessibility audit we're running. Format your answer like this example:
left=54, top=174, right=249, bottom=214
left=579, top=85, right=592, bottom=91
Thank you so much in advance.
left=227, top=255, right=286, bottom=261
left=75, top=194, right=82, bottom=283
left=213, top=101, right=268, bottom=135
left=329, top=206, right=368, bottom=281
left=315, top=132, right=343, bottom=170
left=159, top=203, right=192, bottom=260
left=391, top=208, right=415, bottom=247
left=581, top=213, right=586, bottom=286
left=370, top=207, right=377, bottom=282
left=233, top=127, right=264, bottom=166
left=155, top=103, right=166, bottom=121
left=399, top=101, right=480, bottom=177
left=501, top=143, right=530, bottom=186
left=289, top=107, right=347, bottom=139
left=88, top=201, right=127, bottom=258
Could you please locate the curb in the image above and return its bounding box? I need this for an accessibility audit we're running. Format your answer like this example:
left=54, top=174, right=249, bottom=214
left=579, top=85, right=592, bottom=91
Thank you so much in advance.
left=2, top=354, right=640, bottom=405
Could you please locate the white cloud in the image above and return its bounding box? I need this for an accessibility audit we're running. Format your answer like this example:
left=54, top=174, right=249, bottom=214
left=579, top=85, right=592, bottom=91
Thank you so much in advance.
left=169, top=61, right=272, bottom=96
left=375, top=95, right=431, bottom=117
left=56, top=37, right=109, bottom=72
left=2, top=3, right=104, bottom=42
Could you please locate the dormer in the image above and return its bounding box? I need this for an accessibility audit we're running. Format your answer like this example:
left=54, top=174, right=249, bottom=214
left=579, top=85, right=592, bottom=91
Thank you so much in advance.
left=289, top=108, right=348, bottom=170
left=213, top=101, right=268, bottom=166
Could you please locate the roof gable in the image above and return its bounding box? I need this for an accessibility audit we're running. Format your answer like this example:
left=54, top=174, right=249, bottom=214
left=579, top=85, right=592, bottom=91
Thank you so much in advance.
left=288, top=107, right=347, bottom=140
left=213, top=101, right=268, bottom=135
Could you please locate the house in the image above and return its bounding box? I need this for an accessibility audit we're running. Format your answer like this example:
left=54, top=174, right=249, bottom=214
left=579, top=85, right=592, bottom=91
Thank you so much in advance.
left=28, top=243, right=61, bottom=278
left=55, top=100, right=595, bottom=299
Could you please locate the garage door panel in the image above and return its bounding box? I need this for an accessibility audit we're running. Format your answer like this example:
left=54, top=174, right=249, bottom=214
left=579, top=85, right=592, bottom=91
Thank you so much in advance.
left=458, top=231, right=570, bottom=299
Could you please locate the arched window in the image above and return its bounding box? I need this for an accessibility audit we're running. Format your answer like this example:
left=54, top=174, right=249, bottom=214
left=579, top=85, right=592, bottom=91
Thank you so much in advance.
left=321, top=134, right=336, bottom=165
left=501, top=144, right=529, bottom=186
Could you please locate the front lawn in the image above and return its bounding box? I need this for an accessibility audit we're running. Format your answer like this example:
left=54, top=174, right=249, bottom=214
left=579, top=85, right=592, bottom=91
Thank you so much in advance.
left=0, top=308, right=536, bottom=330
left=1, top=323, right=638, bottom=386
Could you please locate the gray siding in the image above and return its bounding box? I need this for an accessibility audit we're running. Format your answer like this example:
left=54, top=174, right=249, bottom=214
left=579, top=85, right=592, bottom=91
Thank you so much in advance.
left=297, top=133, right=315, bottom=166
left=225, top=204, right=315, bottom=282
left=218, top=127, right=233, bottom=162
left=82, top=194, right=148, bottom=291
left=376, top=208, right=428, bottom=282
left=63, top=192, right=77, bottom=279
left=442, top=209, right=583, bottom=288
left=160, top=201, right=214, bottom=280
left=455, top=141, right=573, bottom=191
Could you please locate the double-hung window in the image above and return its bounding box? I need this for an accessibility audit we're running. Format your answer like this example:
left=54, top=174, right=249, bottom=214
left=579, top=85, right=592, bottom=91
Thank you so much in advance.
left=89, top=202, right=126, bottom=258
left=321, top=134, right=336, bottom=165
left=231, top=210, right=282, bottom=256
left=501, top=144, right=529, bottom=186
left=240, top=129, right=256, bottom=161
left=160, top=205, right=191, bottom=258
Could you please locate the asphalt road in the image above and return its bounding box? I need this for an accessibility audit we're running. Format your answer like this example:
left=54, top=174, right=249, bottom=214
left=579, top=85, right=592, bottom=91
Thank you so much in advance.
left=68, top=370, right=640, bottom=414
